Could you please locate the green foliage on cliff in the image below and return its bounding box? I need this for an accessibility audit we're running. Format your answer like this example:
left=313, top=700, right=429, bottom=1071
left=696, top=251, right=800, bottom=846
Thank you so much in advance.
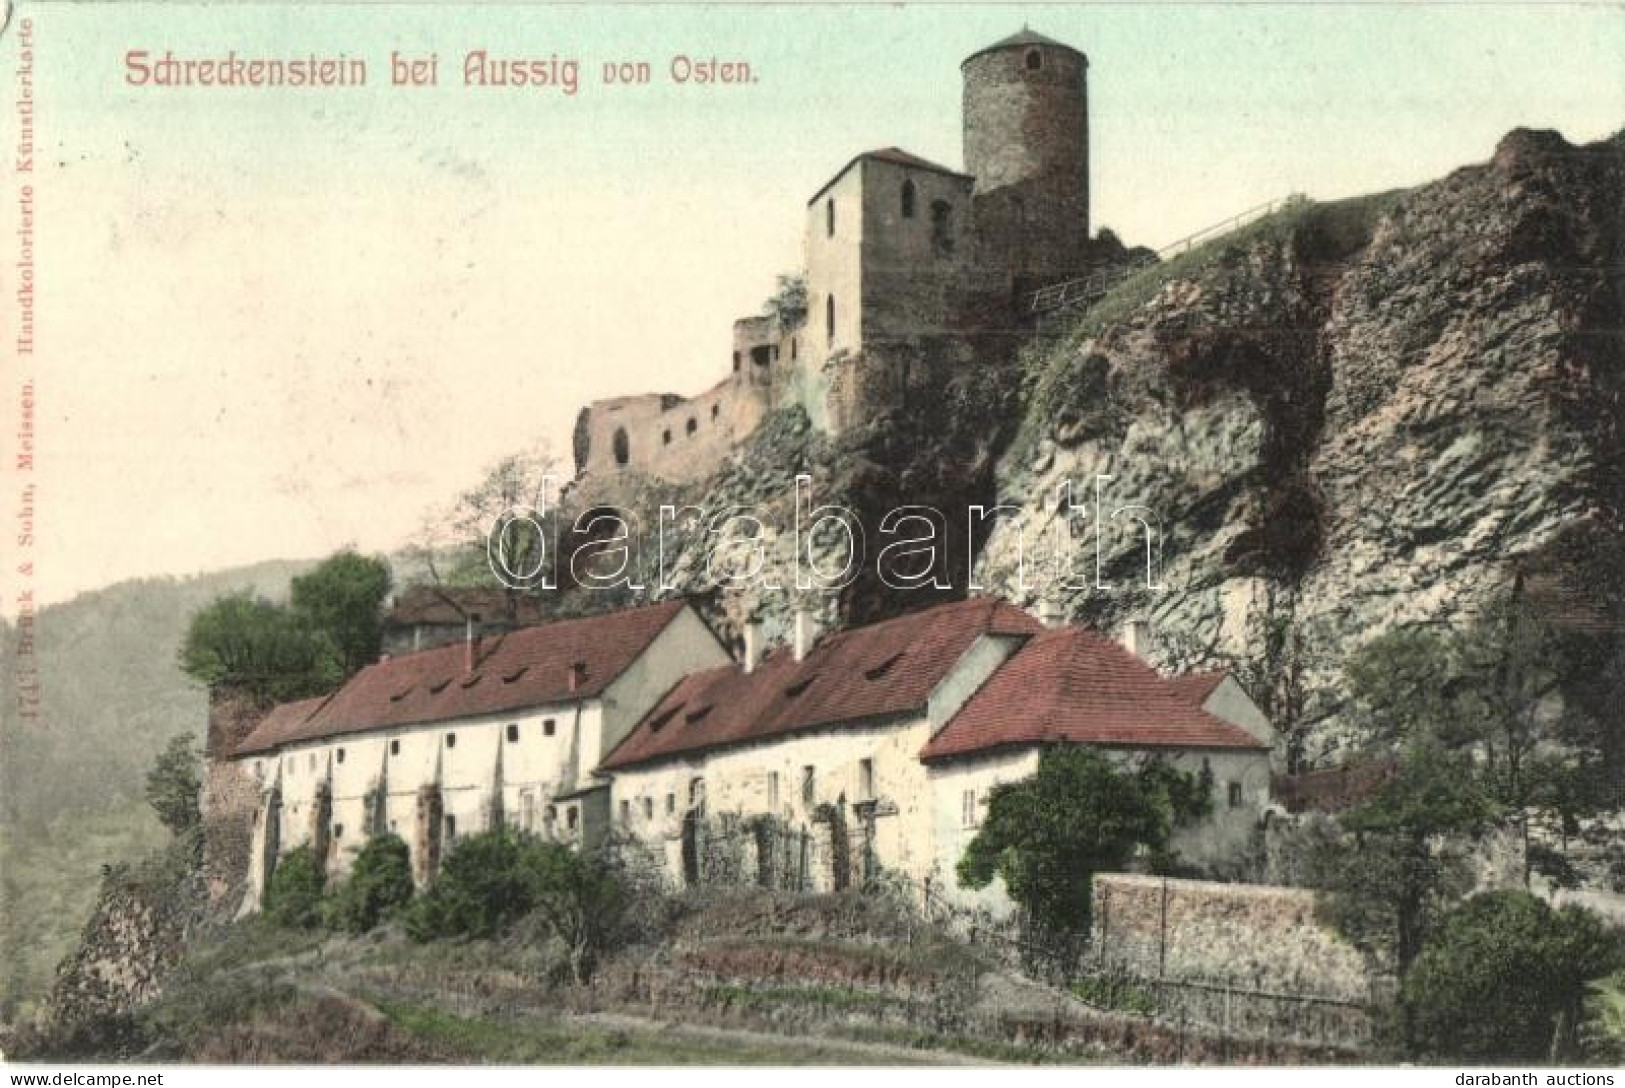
left=1400, top=891, right=1624, bottom=1063
left=956, top=747, right=1209, bottom=964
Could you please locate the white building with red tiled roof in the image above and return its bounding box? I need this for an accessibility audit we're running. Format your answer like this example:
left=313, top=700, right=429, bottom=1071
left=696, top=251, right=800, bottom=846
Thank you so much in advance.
left=230, top=600, right=730, bottom=903
left=230, top=593, right=1273, bottom=922
left=599, top=599, right=1273, bottom=917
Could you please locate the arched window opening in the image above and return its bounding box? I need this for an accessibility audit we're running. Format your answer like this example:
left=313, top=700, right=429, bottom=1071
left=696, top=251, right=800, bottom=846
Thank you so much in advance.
left=901, top=179, right=917, bottom=219
left=612, top=427, right=630, bottom=466
left=711, top=403, right=720, bottom=420
left=662, top=428, right=672, bottom=446
left=826, top=294, right=836, bottom=344
left=686, top=417, right=697, bottom=436
left=1025, top=48, right=1042, bottom=71
left=826, top=198, right=835, bottom=237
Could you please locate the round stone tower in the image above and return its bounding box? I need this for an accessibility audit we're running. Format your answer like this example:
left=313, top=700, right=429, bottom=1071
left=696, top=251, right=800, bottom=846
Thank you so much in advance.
left=961, top=28, right=1090, bottom=292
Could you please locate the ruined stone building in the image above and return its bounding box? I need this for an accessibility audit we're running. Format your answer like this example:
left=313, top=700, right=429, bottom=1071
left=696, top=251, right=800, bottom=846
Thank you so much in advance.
left=573, top=28, right=1106, bottom=482
left=220, top=594, right=1272, bottom=921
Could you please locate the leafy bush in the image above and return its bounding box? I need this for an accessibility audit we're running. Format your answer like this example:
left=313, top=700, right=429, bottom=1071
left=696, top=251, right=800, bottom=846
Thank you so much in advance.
left=324, top=834, right=413, bottom=934
left=402, top=830, right=626, bottom=981
left=263, top=845, right=326, bottom=930
left=403, top=830, right=540, bottom=941
left=144, top=735, right=202, bottom=837
left=1401, top=891, right=1625, bottom=1063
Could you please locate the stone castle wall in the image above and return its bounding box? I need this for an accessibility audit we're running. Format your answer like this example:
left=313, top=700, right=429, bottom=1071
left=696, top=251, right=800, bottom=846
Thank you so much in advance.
left=1091, top=874, right=1371, bottom=1001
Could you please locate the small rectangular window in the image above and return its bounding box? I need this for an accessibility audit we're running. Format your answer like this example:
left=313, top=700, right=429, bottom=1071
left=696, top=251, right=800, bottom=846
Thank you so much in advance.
left=333, top=823, right=344, bottom=840
left=620, top=800, right=631, bottom=824
left=390, top=739, right=400, bottom=756
left=506, top=723, right=519, bottom=743
left=336, top=748, right=345, bottom=764
left=801, top=765, right=815, bottom=804
left=826, top=197, right=835, bottom=237
left=444, top=814, right=457, bottom=841
left=643, top=797, right=654, bottom=820
left=543, top=719, right=556, bottom=737
left=859, top=758, right=874, bottom=800
left=666, top=793, right=676, bottom=815
left=1228, top=781, right=1244, bottom=809
left=544, top=804, right=557, bottom=824
left=567, top=807, right=579, bottom=831
left=962, top=789, right=978, bottom=828
left=767, top=771, right=779, bottom=811
left=445, top=732, right=456, bottom=749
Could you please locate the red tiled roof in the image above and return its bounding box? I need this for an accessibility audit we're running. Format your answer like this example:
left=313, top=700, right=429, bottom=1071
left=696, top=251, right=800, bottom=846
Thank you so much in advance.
left=807, top=147, right=973, bottom=205
left=234, top=599, right=690, bottom=755
left=385, top=585, right=547, bottom=628
left=1271, top=759, right=1398, bottom=814
left=601, top=598, right=1041, bottom=771
left=1167, top=670, right=1228, bottom=707
left=921, top=629, right=1266, bottom=762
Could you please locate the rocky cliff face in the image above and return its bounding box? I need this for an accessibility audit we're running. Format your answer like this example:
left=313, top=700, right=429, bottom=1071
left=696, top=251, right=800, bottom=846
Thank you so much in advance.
left=558, top=128, right=1622, bottom=768
left=976, top=128, right=1624, bottom=766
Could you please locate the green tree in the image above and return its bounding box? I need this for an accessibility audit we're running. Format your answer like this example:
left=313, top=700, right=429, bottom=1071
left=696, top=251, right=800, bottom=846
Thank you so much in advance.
left=144, top=734, right=201, bottom=837
left=406, top=445, right=560, bottom=597
left=1309, top=739, right=1488, bottom=979
left=403, top=829, right=540, bottom=941
left=957, top=746, right=1209, bottom=965
left=762, top=273, right=807, bottom=326
left=1401, top=891, right=1624, bottom=1063
left=519, top=840, right=627, bottom=984
left=263, top=844, right=326, bottom=930
left=178, top=592, right=340, bottom=704
left=323, top=834, right=414, bottom=934
left=289, top=551, right=391, bottom=678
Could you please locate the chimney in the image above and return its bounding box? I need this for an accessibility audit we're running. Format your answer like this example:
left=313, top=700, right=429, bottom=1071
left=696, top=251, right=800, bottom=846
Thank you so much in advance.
left=463, top=614, right=479, bottom=674
left=793, top=609, right=820, bottom=663
left=742, top=620, right=762, bottom=674
left=1037, top=599, right=1067, bottom=628
left=1123, top=618, right=1153, bottom=660
left=568, top=661, right=588, bottom=693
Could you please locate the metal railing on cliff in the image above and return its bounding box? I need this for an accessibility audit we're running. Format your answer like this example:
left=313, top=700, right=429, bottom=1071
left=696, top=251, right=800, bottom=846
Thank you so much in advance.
left=1026, top=194, right=1306, bottom=317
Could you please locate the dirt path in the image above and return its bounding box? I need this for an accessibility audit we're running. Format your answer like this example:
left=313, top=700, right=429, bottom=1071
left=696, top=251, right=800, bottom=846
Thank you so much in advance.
left=568, top=1010, right=1011, bottom=1066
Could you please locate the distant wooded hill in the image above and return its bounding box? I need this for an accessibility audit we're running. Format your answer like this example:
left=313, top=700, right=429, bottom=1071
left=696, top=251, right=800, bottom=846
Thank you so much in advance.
left=0, top=558, right=314, bottom=1020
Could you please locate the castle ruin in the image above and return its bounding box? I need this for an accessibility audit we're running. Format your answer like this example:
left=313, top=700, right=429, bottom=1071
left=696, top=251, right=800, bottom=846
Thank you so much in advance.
left=574, top=29, right=1112, bottom=483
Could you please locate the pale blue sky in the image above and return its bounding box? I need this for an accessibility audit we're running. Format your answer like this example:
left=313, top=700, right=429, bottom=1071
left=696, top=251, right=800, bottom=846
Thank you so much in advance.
left=16, top=3, right=1625, bottom=605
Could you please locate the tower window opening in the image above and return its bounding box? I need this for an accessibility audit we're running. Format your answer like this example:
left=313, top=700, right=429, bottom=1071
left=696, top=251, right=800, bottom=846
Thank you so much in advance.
left=662, top=429, right=672, bottom=445
left=711, top=403, right=720, bottom=420
left=901, top=179, right=916, bottom=219
left=931, top=200, right=955, bottom=257
left=612, top=427, right=630, bottom=466
left=826, top=294, right=836, bottom=345
left=826, top=198, right=835, bottom=237
left=1025, top=48, right=1042, bottom=71
left=686, top=417, right=697, bottom=436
